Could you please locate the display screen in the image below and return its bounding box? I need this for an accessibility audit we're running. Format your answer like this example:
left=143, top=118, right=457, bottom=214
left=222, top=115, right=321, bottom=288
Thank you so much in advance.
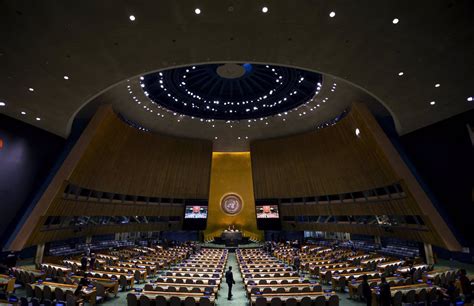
left=256, top=205, right=280, bottom=219
left=184, top=205, right=208, bottom=219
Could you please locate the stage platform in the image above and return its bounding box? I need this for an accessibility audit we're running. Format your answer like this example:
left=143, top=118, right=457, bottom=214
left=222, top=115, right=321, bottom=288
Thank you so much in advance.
left=200, top=242, right=263, bottom=250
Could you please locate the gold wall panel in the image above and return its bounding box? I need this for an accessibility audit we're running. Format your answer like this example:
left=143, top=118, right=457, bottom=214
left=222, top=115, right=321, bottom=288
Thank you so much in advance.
left=204, top=152, right=262, bottom=240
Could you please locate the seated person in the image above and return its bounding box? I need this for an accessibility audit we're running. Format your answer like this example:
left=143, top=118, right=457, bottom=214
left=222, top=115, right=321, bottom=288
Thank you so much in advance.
left=74, top=277, right=90, bottom=298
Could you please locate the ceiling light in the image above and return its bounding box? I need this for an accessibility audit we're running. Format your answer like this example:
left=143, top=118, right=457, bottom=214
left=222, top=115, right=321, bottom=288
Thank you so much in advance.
left=63, top=75, right=69, bottom=80
left=392, top=18, right=399, bottom=24
left=430, top=101, right=436, bottom=105
left=329, top=11, right=336, bottom=18
left=355, top=128, right=360, bottom=136
left=0, top=102, right=5, bottom=106
left=35, top=117, right=41, bottom=121
left=435, top=83, right=440, bottom=88
left=21, top=111, right=26, bottom=115
left=194, top=8, right=201, bottom=14
left=262, top=6, right=268, bottom=13
left=28, top=87, right=34, bottom=92
left=214, top=137, right=218, bottom=140
left=129, top=15, right=136, bottom=21
left=398, top=72, right=404, bottom=76
left=468, top=96, right=473, bottom=102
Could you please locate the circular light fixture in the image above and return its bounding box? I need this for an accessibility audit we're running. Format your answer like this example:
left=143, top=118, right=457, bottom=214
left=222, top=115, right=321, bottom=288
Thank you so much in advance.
left=194, top=8, right=201, bottom=14
left=262, top=6, right=268, bottom=13
left=0, top=102, right=5, bottom=106
left=430, top=101, right=436, bottom=105
left=35, top=117, right=41, bottom=121
left=21, top=111, right=26, bottom=115
left=398, top=72, right=404, bottom=76
left=392, top=18, right=399, bottom=24
left=129, top=15, right=136, bottom=21
left=435, top=83, right=440, bottom=88
left=28, top=87, right=34, bottom=92
left=355, top=128, right=361, bottom=136
left=329, top=11, right=336, bottom=18
left=63, top=75, right=69, bottom=80
left=468, top=96, right=473, bottom=102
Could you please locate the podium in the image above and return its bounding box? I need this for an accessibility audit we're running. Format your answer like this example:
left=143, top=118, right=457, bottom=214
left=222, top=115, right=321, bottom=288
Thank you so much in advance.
left=221, top=231, right=243, bottom=246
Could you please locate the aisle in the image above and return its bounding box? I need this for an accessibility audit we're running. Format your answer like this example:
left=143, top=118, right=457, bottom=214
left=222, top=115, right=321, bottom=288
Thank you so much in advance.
left=216, top=252, right=248, bottom=305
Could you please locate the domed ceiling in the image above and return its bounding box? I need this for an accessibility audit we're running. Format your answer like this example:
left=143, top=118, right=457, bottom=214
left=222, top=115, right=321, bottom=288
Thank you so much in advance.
left=140, top=63, right=322, bottom=120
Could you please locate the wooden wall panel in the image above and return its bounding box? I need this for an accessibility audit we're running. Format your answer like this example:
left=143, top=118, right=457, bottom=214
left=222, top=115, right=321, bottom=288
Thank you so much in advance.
left=251, top=107, right=397, bottom=199
left=251, top=103, right=461, bottom=251
left=69, top=108, right=212, bottom=198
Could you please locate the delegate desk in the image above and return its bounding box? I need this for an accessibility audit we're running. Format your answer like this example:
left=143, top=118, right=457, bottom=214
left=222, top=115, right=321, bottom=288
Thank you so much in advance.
left=134, top=290, right=215, bottom=304
left=0, top=274, right=15, bottom=294
left=71, top=276, right=119, bottom=296
left=250, top=291, right=338, bottom=305
left=370, top=283, right=439, bottom=306
left=32, top=281, right=97, bottom=305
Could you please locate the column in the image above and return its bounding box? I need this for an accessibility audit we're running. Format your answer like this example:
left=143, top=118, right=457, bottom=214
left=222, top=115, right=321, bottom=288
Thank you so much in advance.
left=35, top=244, right=45, bottom=266
left=374, top=236, right=382, bottom=245
left=424, top=243, right=435, bottom=265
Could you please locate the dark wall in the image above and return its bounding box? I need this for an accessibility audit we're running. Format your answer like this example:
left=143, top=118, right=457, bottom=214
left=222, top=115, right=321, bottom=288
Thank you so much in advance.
left=0, top=114, right=65, bottom=248
left=399, top=109, right=474, bottom=246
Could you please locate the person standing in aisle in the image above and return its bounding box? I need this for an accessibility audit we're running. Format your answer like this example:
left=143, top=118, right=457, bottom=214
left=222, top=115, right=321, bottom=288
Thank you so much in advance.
left=225, top=266, right=236, bottom=300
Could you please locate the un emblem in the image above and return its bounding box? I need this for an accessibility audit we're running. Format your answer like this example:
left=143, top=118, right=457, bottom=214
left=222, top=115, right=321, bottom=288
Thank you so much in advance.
left=221, top=193, right=243, bottom=215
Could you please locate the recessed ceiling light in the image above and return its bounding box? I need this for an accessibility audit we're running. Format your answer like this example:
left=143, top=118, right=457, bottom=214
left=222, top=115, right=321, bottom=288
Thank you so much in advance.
left=0, top=102, right=5, bottom=106
left=468, top=96, right=473, bottom=102
left=129, top=15, right=136, bottom=21
left=329, top=11, right=336, bottom=18
left=63, top=75, right=69, bottom=80
left=28, top=87, right=34, bottom=92
left=392, top=18, right=399, bottom=24
left=21, top=111, right=26, bottom=115
left=355, top=128, right=360, bottom=136
left=398, top=72, right=404, bottom=76
left=35, top=117, right=41, bottom=121
left=214, top=136, right=218, bottom=140
left=435, top=83, right=440, bottom=88
left=194, top=8, right=201, bottom=14
left=262, top=6, right=268, bottom=13
left=430, top=101, right=436, bottom=105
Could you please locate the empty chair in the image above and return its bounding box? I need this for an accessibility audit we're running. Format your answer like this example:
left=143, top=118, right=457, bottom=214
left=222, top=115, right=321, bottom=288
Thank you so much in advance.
left=139, top=295, right=151, bottom=306
left=259, top=280, right=267, bottom=285
left=155, top=296, right=167, bottom=306
left=34, top=286, right=43, bottom=300
left=314, top=285, right=322, bottom=292
left=175, top=278, right=184, bottom=283
left=302, top=287, right=311, bottom=292
left=405, top=290, right=416, bottom=304
left=191, top=287, right=201, bottom=293
left=314, top=295, right=326, bottom=306
left=418, top=288, right=427, bottom=304
left=199, top=297, right=211, bottom=306
left=43, top=300, right=53, bottom=306
left=143, top=284, right=153, bottom=291
left=20, top=297, right=29, bottom=306
left=289, top=287, right=299, bottom=293
left=43, top=285, right=53, bottom=301
left=126, top=293, right=138, bottom=306
left=25, top=283, right=34, bottom=298
left=270, top=297, right=282, bottom=306
left=270, top=280, right=277, bottom=284
left=169, top=296, right=181, bottom=306
left=286, top=298, right=297, bottom=306
left=179, top=287, right=188, bottom=292
left=263, top=287, right=272, bottom=293
left=167, top=286, right=176, bottom=292
left=392, top=291, right=403, bottom=306
left=328, top=295, right=339, bottom=306
left=300, top=296, right=312, bottom=306
left=281, top=279, right=289, bottom=284
left=31, top=298, right=40, bottom=306
left=184, top=297, right=195, bottom=306
left=255, top=297, right=267, bottom=306
left=276, top=287, right=286, bottom=293
left=55, top=287, right=65, bottom=301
